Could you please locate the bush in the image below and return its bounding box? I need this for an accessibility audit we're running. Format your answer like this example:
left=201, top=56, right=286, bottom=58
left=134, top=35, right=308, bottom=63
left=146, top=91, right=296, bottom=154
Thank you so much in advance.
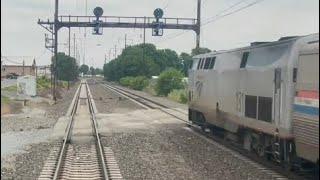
left=119, top=76, right=149, bottom=90
left=168, top=89, right=188, bottom=104
left=155, top=68, right=184, bottom=96
left=37, top=76, right=51, bottom=91
left=143, top=78, right=157, bottom=96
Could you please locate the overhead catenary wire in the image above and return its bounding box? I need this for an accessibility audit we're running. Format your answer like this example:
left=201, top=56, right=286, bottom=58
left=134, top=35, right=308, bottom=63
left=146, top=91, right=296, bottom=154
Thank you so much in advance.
left=155, top=0, right=265, bottom=45
left=163, top=0, right=170, bottom=10
left=202, top=0, right=265, bottom=26
left=201, top=0, right=250, bottom=23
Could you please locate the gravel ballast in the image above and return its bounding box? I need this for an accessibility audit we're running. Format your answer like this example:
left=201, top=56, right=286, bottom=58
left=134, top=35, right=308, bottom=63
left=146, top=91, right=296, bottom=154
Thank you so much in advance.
left=1, top=83, right=79, bottom=179
left=87, top=79, right=143, bottom=113
left=102, top=124, right=274, bottom=180
left=1, top=141, right=57, bottom=180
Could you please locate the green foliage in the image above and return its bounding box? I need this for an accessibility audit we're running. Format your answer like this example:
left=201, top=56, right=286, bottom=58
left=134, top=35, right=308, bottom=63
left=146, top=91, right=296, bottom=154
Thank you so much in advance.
left=143, top=78, right=157, bottom=96
left=52, top=53, right=79, bottom=81
left=37, top=76, right=51, bottom=91
left=90, top=66, right=96, bottom=76
left=103, top=44, right=212, bottom=81
left=180, top=52, right=193, bottom=76
left=1, top=85, right=17, bottom=92
left=167, top=89, right=188, bottom=104
left=191, top=47, right=212, bottom=56
left=155, top=68, right=184, bottom=96
left=1, top=95, right=10, bottom=104
left=95, top=68, right=103, bottom=75
left=79, top=64, right=89, bottom=75
left=119, top=76, right=149, bottom=90
left=58, top=81, right=68, bottom=88
left=103, top=44, right=182, bottom=81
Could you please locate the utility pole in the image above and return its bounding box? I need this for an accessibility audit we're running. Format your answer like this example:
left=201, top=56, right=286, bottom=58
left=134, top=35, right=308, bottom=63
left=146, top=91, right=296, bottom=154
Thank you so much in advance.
left=108, top=49, right=111, bottom=61
left=73, top=33, right=76, bottom=58
left=84, top=0, right=88, bottom=65
left=22, top=60, right=25, bottom=76
left=114, top=45, right=117, bottom=58
left=196, top=0, right=201, bottom=49
left=53, top=0, right=59, bottom=102
left=143, top=17, right=146, bottom=63
left=124, top=34, right=127, bottom=49
left=68, top=28, right=71, bottom=56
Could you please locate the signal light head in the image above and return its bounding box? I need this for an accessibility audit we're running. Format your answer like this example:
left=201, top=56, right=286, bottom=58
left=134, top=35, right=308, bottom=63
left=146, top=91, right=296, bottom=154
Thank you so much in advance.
left=93, top=7, right=104, bottom=17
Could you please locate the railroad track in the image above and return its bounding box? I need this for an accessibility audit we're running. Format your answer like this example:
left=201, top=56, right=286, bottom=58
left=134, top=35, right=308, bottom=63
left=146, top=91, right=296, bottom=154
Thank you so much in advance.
left=38, top=80, right=123, bottom=180
left=93, top=79, right=316, bottom=180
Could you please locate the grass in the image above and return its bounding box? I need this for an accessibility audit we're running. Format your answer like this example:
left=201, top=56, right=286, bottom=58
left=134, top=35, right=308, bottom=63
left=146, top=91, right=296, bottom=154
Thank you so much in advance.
left=167, top=89, right=188, bottom=104
left=1, top=85, right=17, bottom=92
left=143, top=79, right=157, bottom=96
left=37, top=76, right=51, bottom=91
left=59, top=81, right=68, bottom=88
left=1, top=95, right=10, bottom=104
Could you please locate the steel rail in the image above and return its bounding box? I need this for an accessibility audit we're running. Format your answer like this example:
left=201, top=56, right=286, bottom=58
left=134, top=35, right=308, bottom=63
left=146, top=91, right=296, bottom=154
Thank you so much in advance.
left=51, top=81, right=110, bottom=180
left=86, top=82, right=109, bottom=180
left=52, top=83, right=81, bottom=180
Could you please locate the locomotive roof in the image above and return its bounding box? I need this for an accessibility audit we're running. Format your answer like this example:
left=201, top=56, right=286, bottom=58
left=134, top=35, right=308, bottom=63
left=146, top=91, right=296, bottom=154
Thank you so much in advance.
left=194, top=33, right=319, bottom=58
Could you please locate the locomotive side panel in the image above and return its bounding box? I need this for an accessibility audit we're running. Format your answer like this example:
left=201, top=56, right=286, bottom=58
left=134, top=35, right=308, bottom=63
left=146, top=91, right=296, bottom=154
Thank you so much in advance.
left=293, top=43, right=319, bottom=163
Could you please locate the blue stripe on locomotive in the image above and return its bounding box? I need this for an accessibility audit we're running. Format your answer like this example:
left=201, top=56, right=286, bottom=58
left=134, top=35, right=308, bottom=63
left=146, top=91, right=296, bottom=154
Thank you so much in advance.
left=293, top=104, right=319, bottom=116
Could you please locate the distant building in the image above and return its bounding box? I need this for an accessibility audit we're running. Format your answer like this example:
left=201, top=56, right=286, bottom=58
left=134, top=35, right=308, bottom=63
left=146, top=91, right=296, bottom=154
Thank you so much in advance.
left=36, top=65, right=51, bottom=78
left=1, top=59, right=37, bottom=79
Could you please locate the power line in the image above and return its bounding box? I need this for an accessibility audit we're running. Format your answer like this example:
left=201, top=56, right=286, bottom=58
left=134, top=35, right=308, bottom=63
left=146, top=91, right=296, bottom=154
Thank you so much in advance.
left=163, top=0, right=170, bottom=10
left=155, top=0, right=265, bottom=45
left=202, top=0, right=250, bottom=23
left=202, top=0, right=265, bottom=26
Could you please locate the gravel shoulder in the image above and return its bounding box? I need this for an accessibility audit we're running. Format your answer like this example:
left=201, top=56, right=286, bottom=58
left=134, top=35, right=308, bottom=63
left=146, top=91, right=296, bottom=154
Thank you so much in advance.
left=87, top=79, right=143, bottom=114
left=1, top=82, right=79, bottom=179
left=1, top=141, right=57, bottom=180
left=1, top=83, right=79, bottom=133
left=102, top=124, right=273, bottom=180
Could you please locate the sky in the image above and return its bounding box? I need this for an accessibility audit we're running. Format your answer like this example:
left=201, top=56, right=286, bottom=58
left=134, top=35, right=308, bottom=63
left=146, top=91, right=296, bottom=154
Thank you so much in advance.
left=1, top=0, right=319, bottom=68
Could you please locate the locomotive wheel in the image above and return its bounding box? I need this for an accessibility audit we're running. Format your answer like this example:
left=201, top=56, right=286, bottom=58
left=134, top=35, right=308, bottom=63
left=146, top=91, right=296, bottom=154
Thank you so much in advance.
left=201, top=124, right=206, bottom=132
left=256, top=144, right=265, bottom=157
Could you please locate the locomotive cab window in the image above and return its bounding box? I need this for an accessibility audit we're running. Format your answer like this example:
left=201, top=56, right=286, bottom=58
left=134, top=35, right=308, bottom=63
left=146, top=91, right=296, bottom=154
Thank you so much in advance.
left=204, top=58, right=211, bottom=69
left=209, top=57, right=216, bottom=69
left=258, top=97, right=272, bottom=122
left=245, top=95, right=272, bottom=122
left=200, top=58, right=205, bottom=69
left=240, top=52, right=250, bottom=68
left=245, top=95, right=257, bottom=119
left=197, top=59, right=202, bottom=69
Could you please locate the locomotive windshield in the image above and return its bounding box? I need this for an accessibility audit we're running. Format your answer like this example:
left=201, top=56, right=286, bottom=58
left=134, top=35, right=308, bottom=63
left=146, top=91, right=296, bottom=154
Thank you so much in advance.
left=246, top=44, right=290, bottom=67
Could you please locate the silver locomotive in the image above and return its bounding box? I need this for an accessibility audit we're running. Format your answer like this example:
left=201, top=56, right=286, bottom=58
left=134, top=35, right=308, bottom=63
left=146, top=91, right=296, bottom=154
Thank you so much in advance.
left=188, top=33, right=319, bottom=169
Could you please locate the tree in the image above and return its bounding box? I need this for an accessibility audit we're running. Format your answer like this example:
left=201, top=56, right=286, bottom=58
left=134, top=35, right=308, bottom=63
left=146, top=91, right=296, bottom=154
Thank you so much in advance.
left=79, top=64, right=89, bottom=75
left=90, top=66, right=96, bottom=76
left=191, top=47, right=212, bottom=56
left=180, top=52, right=193, bottom=76
left=95, top=68, right=103, bottom=75
left=103, top=43, right=184, bottom=81
left=155, top=68, right=184, bottom=96
left=52, top=52, right=78, bottom=89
